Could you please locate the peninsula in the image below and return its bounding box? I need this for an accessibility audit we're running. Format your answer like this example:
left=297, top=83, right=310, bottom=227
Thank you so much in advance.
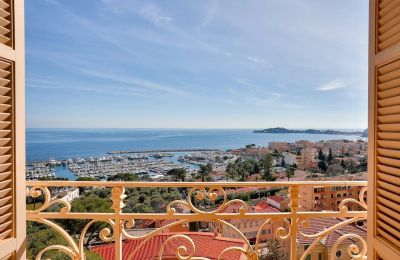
left=253, top=127, right=367, bottom=136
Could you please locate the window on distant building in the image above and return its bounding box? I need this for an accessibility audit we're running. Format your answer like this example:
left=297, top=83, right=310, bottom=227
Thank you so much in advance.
left=318, top=253, right=323, bottom=260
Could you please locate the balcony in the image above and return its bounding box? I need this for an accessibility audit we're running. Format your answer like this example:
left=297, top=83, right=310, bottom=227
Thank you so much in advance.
left=26, top=180, right=368, bottom=260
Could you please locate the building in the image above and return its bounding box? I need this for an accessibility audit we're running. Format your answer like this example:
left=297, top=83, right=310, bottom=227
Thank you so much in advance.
left=91, top=232, right=247, bottom=259
left=299, top=185, right=366, bottom=211
left=265, top=195, right=290, bottom=211
left=210, top=201, right=283, bottom=244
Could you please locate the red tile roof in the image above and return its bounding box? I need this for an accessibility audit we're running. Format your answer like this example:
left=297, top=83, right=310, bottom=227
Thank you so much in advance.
left=267, top=195, right=285, bottom=203
left=91, top=232, right=246, bottom=260
left=297, top=218, right=367, bottom=247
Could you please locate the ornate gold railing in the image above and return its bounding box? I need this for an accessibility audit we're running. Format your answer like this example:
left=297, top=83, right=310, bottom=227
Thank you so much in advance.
left=26, top=181, right=368, bottom=260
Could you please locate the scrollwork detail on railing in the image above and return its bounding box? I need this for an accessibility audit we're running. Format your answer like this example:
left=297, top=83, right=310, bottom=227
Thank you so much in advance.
left=298, top=217, right=366, bottom=260
left=339, top=186, right=368, bottom=212
left=31, top=218, right=80, bottom=260
left=78, top=219, right=115, bottom=256
left=329, top=233, right=367, bottom=260
left=170, top=186, right=249, bottom=215
left=27, top=186, right=71, bottom=214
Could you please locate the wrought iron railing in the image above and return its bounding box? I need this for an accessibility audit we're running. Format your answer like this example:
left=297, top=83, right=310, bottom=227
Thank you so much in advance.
left=26, top=181, right=368, bottom=260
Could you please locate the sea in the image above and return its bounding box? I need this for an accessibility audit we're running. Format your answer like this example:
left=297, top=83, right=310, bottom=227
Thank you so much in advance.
left=26, top=128, right=366, bottom=180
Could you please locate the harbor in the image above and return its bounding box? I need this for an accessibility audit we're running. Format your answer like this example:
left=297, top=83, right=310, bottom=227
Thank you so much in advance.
left=26, top=150, right=234, bottom=181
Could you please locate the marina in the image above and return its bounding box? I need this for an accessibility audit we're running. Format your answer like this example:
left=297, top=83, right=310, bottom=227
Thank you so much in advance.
left=26, top=150, right=234, bottom=181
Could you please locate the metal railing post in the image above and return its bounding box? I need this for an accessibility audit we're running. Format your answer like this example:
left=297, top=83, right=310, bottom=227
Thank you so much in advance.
left=111, top=186, right=126, bottom=260
left=289, top=186, right=299, bottom=260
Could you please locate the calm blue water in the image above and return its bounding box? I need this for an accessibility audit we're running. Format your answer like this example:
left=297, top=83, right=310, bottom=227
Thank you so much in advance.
left=26, top=128, right=365, bottom=162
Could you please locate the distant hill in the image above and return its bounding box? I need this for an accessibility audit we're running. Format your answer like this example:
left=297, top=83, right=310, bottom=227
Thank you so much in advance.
left=253, top=127, right=366, bottom=136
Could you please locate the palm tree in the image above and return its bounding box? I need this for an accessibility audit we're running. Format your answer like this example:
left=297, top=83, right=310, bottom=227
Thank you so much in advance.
left=198, top=163, right=212, bottom=182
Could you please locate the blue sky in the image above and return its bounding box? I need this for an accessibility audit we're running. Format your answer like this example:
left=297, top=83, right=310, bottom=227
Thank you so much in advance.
left=26, top=0, right=368, bottom=129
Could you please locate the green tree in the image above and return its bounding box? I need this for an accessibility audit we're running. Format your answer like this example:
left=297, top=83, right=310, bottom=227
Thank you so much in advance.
left=226, top=162, right=237, bottom=181
left=107, top=173, right=138, bottom=181
left=318, top=149, right=326, bottom=161
left=253, top=161, right=260, bottom=174
left=261, top=154, right=275, bottom=181
left=280, top=158, right=286, bottom=168
left=76, top=176, right=99, bottom=193
left=318, top=161, right=328, bottom=172
left=197, top=163, right=213, bottom=182
left=265, top=238, right=287, bottom=260
left=286, top=167, right=295, bottom=181
left=327, top=148, right=333, bottom=164
left=166, top=168, right=187, bottom=182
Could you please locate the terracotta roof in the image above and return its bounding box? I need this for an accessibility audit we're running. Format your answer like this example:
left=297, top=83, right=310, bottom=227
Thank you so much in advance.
left=297, top=218, right=367, bottom=247
left=267, top=195, right=286, bottom=203
left=91, top=232, right=246, bottom=260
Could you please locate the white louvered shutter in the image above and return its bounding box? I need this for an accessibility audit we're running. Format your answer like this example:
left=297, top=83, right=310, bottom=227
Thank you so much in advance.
left=0, top=0, right=24, bottom=259
left=369, top=0, right=400, bottom=259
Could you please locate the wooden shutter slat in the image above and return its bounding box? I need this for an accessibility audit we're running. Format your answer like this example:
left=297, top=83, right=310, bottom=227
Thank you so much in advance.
left=378, top=95, right=400, bottom=107
left=377, top=193, right=400, bottom=211
left=0, top=86, right=10, bottom=96
left=378, top=156, right=400, bottom=167
left=0, top=68, right=10, bottom=78
left=0, top=96, right=11, bottom=103
left=379, top=0, right=398, bottom=9
left=0, top=8, right=9, bottom=19
left=378, top=78, right=400, bottom=91
left=0, top=187, right=11, bottom=197
left=378, top=59, right=400, bottom=74
left=377, top=140, right=400, bottom=148
left=378, top=68, right=400, bottom=83
left=0, top=195, right=10, bottom=207
left=0, top=130, right=11, bottom=138
left=0, top=147, right=11, bottom=156
left=379, top=213, right=400, bottom=234
left=0, top=203, right=11, bottom=215
left=377, top=221, right=400, bottom=242
left=379, top=4, right=400, bottom=26
left=380, top=0, right=400, bottom=16
left=0, top=1, right=9, bottom=10
left=378, top=148, right=400, bottom=158
left=0, top=229, right=11, bottom=240
left=378, top=171, right=400, bottom=186
left=0, top=212, right=10, bottom=224
left=378, top=132, right=400, bottom=140
left=378, top=114, right=400, bottom=123
left=0, top=179, right=10, bottom=189
left=378, top=104, right=400, bottom=115
left=379, top=22, right=400, bottom=42
left=378, top=227, right=400, bottom=249
left=0, top=171, right=10, bottom=181
left=378, top=204, right=400, bottom=225
left=378, top=86, right=400, bottom=99
left=381, top=14, right=400, bottom=35
left=0, top=78, right=10, bottom=87
left=0, top=61, right=10, bottom=70
left=378, top=164, right=400, bottom=177
left=377, top=124, right=400, bottom=132
left=0, top=34, right=10, bottom=45
left=378, top=180, right=400, bottom=196
left=0, top=25, right=9, bottom=36
left=0, top=138, right=11, bottom=147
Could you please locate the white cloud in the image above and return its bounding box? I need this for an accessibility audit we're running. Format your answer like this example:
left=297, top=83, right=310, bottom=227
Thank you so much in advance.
left=317, top=79, right=346, bottom=91
left=140, top=4, right=173, bottom=26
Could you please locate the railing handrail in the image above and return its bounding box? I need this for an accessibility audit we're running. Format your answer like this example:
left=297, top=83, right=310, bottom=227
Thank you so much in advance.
left=25, top=180, right=368, bottom=187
